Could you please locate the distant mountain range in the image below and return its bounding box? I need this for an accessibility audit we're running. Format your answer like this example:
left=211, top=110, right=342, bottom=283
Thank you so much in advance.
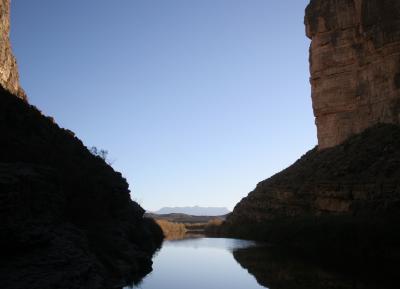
left=153, top=206, right=230, bottom=216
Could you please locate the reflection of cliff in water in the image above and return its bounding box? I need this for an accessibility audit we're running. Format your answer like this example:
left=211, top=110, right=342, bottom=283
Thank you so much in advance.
left=233, top=245, right=397, bottom=289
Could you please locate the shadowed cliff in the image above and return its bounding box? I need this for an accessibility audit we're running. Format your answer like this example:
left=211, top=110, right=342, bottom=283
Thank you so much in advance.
left=0, top=2, right=163, bottom=287
left=221, top=123, right=400, bottom=263
left=0, top=86, right=163, bottom=289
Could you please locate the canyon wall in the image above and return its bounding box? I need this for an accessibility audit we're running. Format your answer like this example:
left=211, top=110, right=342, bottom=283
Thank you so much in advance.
left=306, top=0, right=400, bottom=149
left=223, top=123, right=400, bottom=263
left=226, top=124, right=400, bottom=225
left=0, top=0, right=25, bottom=99
left=225, top=0, right=400, bottom=228
left=0, top=87, right=164, bottom=289
left=223, top=0, right=400, bottom=262
left=0, top=1, right=163, bottom=288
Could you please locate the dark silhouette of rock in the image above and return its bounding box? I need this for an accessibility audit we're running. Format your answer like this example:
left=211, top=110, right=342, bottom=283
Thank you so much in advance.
left=0, top=85, right=163, bottom=289
left=0, top=85, right=164, bottom=288
left=0, top=1, right=163, bottom=287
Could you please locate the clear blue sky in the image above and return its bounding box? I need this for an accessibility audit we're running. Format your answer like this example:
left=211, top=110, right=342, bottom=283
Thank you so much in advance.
left=11, top=0, right=315, bottom=211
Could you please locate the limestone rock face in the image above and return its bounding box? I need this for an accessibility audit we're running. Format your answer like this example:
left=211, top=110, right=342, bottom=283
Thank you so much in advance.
left=223, top=124, right=400, bottom=264
left=227, top=124, right=400, bottom=225
left=0, top=0, right=25, bottom=100
left=221, top=0, right=400, bottom=265
left=305, top=0, right=400, bottom=149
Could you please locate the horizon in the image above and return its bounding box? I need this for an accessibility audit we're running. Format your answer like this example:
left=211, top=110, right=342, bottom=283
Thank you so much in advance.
left=150, top=205, right=231, bottom=211
left=11, top=0, right=314, bottom=212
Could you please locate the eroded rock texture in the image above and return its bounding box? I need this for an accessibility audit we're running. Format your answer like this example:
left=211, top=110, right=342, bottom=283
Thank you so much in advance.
left=305, top=0, right=400, bottom=149
left=227, top=124, right=400, bottom=225
left=224, top=1, right=400, bottom=263
left=0, top=86, right=164, bottom=289
left=0, top=0, right=25, bottom=100
left=0, top=2, right=163, bottom=287
left=224, top=124, right=400, bottom=263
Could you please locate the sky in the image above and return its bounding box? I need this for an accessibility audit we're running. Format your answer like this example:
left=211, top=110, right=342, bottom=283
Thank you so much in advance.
left=11, top=0, right=315, bottom=212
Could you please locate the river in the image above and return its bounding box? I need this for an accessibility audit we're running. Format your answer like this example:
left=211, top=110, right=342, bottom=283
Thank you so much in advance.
left=126, top=237, right=265, bottom=289
left=125, top=237, right=396, bottom=289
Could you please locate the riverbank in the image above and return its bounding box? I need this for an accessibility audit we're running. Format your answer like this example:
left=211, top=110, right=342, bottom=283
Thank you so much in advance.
left=147, top=213, right=224, bottom=240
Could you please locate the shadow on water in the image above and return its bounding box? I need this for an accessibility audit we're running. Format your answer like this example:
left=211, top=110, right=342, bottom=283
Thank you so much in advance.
left=233, top=245, right=398, bottom=289
left=118, top=236, right=398, bottom=289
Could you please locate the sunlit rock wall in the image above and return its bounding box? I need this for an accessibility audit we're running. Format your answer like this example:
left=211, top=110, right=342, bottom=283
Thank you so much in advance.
left=0, top=0, right=25, bottom=100
left=305, top=0, right=400, bottom=149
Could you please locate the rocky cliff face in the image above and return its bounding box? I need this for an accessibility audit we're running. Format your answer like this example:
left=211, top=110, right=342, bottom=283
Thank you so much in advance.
left=227, top=124, right=400, bottom=224
left=224, top=124, right=400, bottom=262
left=0, top=2, right=163, bottom=288
left=0, top=80, right=163, bottom=289
left=223, top=0, right=400, bottom=263
left=0, top=0, right=25, bottom=100
left=306, top=0, right=400, bottom=149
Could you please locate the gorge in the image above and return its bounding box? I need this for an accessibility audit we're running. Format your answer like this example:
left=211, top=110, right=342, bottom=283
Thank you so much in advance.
left=1, top=0, right=400, bottom=288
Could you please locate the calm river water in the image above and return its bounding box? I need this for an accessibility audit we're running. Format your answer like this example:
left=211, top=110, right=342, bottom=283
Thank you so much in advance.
left=127, top=237, right=265, bottom=289
left=125, top=237, right=395, bottom=289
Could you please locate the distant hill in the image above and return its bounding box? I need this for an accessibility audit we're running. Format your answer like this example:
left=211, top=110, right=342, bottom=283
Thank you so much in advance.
left=154, top=206, right=230, bottom=216
left=145, top=213, right=226, bottom=224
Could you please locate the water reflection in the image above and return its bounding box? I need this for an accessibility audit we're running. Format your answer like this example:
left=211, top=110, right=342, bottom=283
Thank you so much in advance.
left=234, top=246, right=351, bottom=289
left=126, top=238, right=264, bottom=289
left=233, top=245, right=397, bottom=289
left=123, top=237, right=396, bottom=289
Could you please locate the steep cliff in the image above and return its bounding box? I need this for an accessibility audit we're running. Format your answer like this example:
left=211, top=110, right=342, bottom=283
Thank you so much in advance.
left=223, top=0, right=400, bottom=262
left=0, top=0, right=25, bottom=100
left=0, top=2, right=163, bottom=289
left=306, top=0, right=400, bottom=149
left=0, top=79, right=163, bottom=289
